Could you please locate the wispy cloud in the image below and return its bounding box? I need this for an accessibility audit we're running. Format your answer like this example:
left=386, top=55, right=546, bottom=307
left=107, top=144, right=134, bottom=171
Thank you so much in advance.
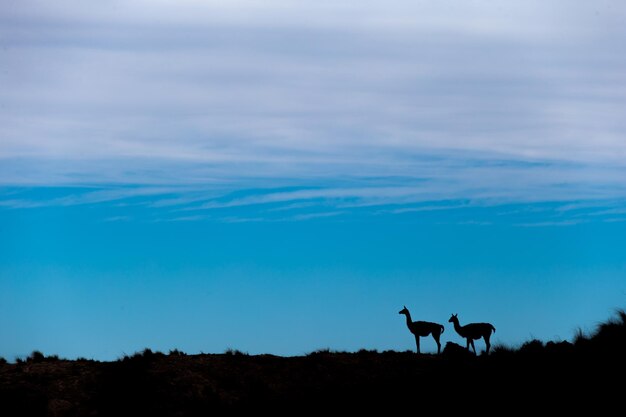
left=0, top=187, right=184, bottom=209
left=386, top=203, right=469, bottom=214
left=290, top=211, right=344, bottom=221
left=603, top=217, right=626, bottom=223
left=586, top=208, right=626, bottom=216
left=217, top=210, right=344, bottom=223
left=49, top=187, right=182, bottom=207
left=188, top=187, right=436, bottom=211
left=102, top=216, right=131, bottom=222
left=219, top=216, right=267, bottom=224
left=0, top=199, right=44, bottom=209
left=266, top=201, right=322, bottom=212
left=166, top=215, right=211, bottom=222
left=514, top=220, right=587, bottom=228
left=3, top=182, right=626, bottom=226
left=457, top=220, right=493, bottom=226
left=555, top=200, right=624, bottom=213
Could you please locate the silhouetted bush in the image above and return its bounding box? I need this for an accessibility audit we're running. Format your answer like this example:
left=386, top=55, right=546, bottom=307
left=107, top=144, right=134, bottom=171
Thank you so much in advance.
left=0, top=357, right=6, bottom=365
left=27, top=350, right=45, bottom=363
left=519, top=339, right=544, bottom=355
left=138, top=348, right=155, bottom=360
left=118, top=348, right=166, bottom=366
left=545, top=340, right=573, bottom=355
left=25, top=351, right=61, bottom=363
left=224, top=348, right=248, bottom=356
left=307, top=348, right=348, bottom=356
left=168, top=348, right=186, bottom=356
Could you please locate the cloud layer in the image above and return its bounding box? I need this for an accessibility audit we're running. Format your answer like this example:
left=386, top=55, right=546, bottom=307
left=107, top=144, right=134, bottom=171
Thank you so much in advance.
left=1, top=1, right=626, bottom=207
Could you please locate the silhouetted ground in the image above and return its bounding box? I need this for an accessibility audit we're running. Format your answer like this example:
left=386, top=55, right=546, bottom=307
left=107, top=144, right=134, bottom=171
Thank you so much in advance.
left=1, top=311, right=625, bottom=416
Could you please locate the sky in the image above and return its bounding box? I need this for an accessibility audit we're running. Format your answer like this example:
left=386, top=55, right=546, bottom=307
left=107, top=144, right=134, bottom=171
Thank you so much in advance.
left=1, top=0, right=626, bottom=360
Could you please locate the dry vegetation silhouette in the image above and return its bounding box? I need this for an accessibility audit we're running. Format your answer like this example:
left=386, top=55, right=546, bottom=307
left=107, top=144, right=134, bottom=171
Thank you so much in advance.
left=1, top=310, right=624, bottom=415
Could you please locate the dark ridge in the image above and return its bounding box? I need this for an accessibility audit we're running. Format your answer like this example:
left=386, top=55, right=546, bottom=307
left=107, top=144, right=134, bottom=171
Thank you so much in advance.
left=1, top=310, right=624, bottom=416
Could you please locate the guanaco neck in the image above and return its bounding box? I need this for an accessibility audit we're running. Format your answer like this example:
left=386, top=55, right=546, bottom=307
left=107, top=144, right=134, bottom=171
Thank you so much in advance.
left=403, top=311, right=413, bottom=328
left=452, top=318, right=464, bottom=334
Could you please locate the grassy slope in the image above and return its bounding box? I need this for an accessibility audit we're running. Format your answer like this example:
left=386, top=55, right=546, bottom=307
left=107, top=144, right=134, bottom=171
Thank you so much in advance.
left=1, top=311, right=624, bottom=416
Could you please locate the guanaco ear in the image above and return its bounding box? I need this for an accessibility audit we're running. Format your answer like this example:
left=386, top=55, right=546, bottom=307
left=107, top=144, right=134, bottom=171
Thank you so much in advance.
left=403, top=305, right=407, bottom=309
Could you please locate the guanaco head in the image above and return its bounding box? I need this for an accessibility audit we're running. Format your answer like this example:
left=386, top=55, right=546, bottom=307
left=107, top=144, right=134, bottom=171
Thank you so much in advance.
left=448, top=313, right=458, bottom=323
left=399, top=306, right=409, bottom=315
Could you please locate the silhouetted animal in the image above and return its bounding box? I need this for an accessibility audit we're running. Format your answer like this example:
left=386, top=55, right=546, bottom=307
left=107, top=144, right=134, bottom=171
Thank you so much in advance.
left=399, top=306, right=445, bottom=354
left=448, top=313, right=496, bottom=354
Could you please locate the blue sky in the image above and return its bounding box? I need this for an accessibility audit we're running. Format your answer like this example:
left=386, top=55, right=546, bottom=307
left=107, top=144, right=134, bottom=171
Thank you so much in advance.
left=1, top=1, right=626, bottom=359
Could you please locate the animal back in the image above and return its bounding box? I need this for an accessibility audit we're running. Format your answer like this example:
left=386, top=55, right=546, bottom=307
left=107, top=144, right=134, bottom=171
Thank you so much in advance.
left=411, top=321, right=442, bottom=336
left=464, top=322, right=495, bottom=338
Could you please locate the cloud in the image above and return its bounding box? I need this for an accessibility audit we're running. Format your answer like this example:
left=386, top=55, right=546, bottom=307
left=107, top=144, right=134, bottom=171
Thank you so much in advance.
left=515, top=220, right=587, bottom=228
left=218, top=210, right=344, bottom=223
left=102, top=216, right=131, bottom=222
left=385, top=203, right=469, bottom=214
left=290, top=211, right=344, bottom=221
left=0, top=199, right=43, bottom=209
left=0, top=186, right=189, bottom=209
left=165, top=215, right=211, bottom=222
left=266, top=201, right=322, bottom=212
left=189, top=187, right=437, bottom=211
left=48, top=187, right=183, bottom=206
left=586, top=208, right=626, bottom=216
left=555, top=200, right=623, bottom=212
left=1, top=0, right=626, bottom=210
left=603, top=217, right=626, bottom=223
left=2, top=181, right=626, bottom=226
left=0, top=1, right=598, bottom=37
left=457, top=220, right=493, bottom=226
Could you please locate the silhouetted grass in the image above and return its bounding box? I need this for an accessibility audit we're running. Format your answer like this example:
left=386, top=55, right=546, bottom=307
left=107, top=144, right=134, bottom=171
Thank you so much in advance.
left=356, top=348, right=379, bottom=355
left=592, top=308, right=626, bottom=347
left=573, top=326, right=588, bottom=345
left=75, top=357, right=97, bottom=362
left=307, top=348, right=334, bottom=356
left=307, top=348, right=351, bottom=356
left=491, top=343, right=515, bottom=357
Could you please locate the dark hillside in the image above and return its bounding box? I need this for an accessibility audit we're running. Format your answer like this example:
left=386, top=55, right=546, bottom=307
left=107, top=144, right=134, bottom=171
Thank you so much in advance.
left=1, top=311, right=624, bottom=416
